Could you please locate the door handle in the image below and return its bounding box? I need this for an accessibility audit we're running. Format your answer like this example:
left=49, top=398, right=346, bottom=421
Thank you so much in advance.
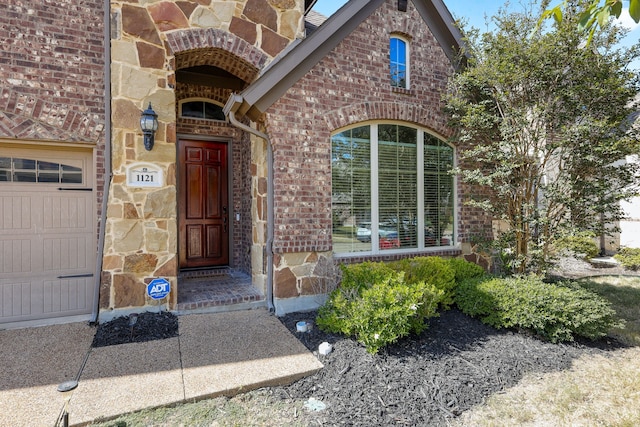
left=223, top=206, right=227, bottom=232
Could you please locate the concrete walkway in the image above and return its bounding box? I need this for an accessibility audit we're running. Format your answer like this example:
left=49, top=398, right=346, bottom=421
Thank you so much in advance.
left=0, top=309, right=323, bottom=426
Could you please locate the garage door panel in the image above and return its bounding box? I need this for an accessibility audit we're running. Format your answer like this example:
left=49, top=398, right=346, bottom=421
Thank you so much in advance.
left=43, top=235, right=91, bottom=272
left=1, top=281, right=31, bottom=318
left=43, top=194, right=89, bottom=231
left=0, top=195, right=31, bottom=230
left=1, top=277, right=93, bottom=322
left=43, top=278, right=92, bottom=314
left=0, top=146, right=95, bottom=325
left=1, top=239, right=31, bottom=274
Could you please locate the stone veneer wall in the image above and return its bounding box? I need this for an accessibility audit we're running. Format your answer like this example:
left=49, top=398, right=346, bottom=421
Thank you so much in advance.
left=101, top=0, right=305, bottom=314
left=265, top=0, right=493, bottom=310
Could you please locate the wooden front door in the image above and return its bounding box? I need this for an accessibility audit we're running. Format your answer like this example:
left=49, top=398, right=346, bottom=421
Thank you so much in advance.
left=178, top=139, right=229, bottom=269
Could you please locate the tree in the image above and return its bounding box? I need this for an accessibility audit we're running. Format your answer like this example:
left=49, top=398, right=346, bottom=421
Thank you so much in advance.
left=446, top=1, right=639, bottom=274
left=541, top=0, right=640, bottom=44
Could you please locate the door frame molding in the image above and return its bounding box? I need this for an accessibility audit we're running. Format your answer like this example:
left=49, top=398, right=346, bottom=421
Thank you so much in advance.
left=177, top=135, right=234, bottom=270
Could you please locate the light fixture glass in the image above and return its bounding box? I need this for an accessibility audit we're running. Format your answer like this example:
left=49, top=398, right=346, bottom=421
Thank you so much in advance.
left=140, top=102, right=158, bottom=150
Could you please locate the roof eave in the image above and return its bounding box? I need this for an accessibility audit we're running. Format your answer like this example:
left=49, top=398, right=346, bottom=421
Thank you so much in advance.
left=412, top=0, right=464, bottom=64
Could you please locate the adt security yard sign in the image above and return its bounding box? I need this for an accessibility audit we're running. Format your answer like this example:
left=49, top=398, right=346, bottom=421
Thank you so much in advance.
left=147, top=278, right=171, bottom=300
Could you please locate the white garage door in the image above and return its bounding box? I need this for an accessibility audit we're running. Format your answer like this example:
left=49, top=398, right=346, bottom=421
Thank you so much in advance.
left=0, top=145, right=96, bottom=326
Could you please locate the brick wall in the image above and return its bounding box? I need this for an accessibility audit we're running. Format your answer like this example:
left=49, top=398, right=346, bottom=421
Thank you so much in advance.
left=265, top=0, right=493, bottom=256
left=0, top=0, right=106, bottom=227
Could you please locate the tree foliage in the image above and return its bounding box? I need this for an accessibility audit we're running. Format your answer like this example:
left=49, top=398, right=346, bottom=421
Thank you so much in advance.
left=445, top=1, right=639, bottom=274
left=541, top=0, right=640, bottom=44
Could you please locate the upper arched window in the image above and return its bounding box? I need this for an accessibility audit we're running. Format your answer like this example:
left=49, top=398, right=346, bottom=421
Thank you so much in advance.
left=390, top=35, right=409, bottom=89
left=179, top=99, right=225, bottom=121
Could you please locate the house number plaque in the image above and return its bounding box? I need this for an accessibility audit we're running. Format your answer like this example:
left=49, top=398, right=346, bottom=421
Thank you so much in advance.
left=126, top=162, right=163, bottom=188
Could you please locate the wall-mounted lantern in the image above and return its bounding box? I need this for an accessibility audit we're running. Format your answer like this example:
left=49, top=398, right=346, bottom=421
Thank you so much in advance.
left=140, top=102, right=158, bottom=151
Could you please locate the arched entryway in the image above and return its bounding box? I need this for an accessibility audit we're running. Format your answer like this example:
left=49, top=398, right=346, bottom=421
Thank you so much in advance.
left=169, top=35, right=269, bottom=311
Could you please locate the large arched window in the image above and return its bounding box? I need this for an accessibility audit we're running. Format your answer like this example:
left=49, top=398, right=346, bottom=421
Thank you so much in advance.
left=331, top=123, right=455, bottom=255
left=390, top=35, right=409, bottom=89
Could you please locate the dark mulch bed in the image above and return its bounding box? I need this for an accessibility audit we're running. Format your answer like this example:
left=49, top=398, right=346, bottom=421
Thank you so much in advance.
left=91, top=311, right=178, bottom=347
left=89, top=305, right=625, bottom=425
left=273, top=308, right=623, bottom=426
left=89, top=260, right=633, bottom=425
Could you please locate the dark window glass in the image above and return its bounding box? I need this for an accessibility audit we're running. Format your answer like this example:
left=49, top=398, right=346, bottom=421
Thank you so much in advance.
left=61, top=173, right=82, bottom=184
left=14, top=171, right=36, bottom=182
left=181, top=101, right=205, bottom=118
left=13, top=159, right=36, bottom=170
left=61, top=164, right=81, bottom=172
left=0, top=157, right=9, bottom=182
left=204, top=102, right=225, bottom=120
left=182, top=101, right=225, bottom=120
left=0, top=157, right=83, bottom=183
left=38, top=161, right=60, bottom=171
left=38, top=173, right=60, bottom=183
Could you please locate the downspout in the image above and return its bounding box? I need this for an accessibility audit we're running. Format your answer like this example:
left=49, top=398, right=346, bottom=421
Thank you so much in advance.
left=225, top=97, right=275, bottom=312
left=91, top=0, right=112, bottom=323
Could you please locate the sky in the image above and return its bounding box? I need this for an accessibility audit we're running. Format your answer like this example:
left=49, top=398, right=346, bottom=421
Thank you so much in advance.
left=311, top=0, right=640, bottom=67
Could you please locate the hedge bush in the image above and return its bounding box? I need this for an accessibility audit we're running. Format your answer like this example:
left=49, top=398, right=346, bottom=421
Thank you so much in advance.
left=316, top=261, right=443, bottom=354
left=390, top=256, right=459, bottom=309
left=555, top=231, right=599, bottom=260
left=448, top=257, right=487, bottom=283
left=455, top=275, right=622, bottom=343
left=614, top=247, right=640, bottom=270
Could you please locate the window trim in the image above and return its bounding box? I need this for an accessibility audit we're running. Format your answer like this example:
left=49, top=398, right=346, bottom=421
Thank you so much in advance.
left=331, top=121, right=457, bottom=257
left=390, top=34, right=410, bottom=89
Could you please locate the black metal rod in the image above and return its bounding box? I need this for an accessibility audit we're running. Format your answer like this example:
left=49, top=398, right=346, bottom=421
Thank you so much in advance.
left=57, top=273, right=94, bottom=279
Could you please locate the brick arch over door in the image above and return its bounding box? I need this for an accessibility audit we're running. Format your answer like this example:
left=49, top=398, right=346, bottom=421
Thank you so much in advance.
left=166, top=28, right=269, bottom=82
left=323, top=102, right=453, bottom=139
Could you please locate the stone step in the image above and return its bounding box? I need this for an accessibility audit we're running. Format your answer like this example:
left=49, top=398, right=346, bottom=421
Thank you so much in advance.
left=178, top=267, right=233, bottom=280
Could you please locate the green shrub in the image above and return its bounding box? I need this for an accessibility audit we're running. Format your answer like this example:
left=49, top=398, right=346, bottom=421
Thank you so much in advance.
left=448, top=257, right=487, bottom=282
left=315, top=262, right=397, bottom=337
left=317, top=262, right=443, bottom=354
left=391, top=256, right=456, bottom=309
left=555, top=231, right=599, bottom=260
left=614, top=247, right=640, bottom=270
left=455, top=275, right=622, bottom=343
